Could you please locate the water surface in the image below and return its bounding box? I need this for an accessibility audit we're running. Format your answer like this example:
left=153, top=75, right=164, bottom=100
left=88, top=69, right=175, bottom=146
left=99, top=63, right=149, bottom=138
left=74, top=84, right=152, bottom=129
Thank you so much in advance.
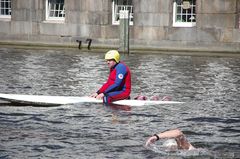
left=0, top=47, right=239, bottom=158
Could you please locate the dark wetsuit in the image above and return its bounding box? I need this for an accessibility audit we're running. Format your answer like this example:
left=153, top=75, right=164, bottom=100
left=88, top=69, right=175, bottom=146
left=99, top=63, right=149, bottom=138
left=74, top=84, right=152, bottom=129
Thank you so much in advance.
left=97, top=62, right=131, bottom=104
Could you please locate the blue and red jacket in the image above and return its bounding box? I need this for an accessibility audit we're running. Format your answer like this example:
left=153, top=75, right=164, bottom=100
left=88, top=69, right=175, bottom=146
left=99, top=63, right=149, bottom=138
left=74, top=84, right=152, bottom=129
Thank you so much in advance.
left=97, top=61, right=131, bottom=103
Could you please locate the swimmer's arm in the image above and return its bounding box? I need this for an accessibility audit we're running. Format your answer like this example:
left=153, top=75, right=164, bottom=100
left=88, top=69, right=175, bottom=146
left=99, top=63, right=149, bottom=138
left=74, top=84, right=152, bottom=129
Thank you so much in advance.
left=145, top=129, right=184, bottom=146
left=145, top=129, right=195, bottom=150
left=158, top=129, right=183, bottom=138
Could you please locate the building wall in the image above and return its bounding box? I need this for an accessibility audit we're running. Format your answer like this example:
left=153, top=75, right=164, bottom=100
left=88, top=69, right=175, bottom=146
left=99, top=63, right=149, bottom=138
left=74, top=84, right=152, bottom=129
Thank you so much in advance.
left=0, top=0, right=239, bottom=52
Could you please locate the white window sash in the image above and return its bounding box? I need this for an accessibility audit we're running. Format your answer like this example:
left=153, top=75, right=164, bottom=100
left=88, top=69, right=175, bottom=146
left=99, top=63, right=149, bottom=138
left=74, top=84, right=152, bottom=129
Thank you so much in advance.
left=173, top=1, right=196, bottom=27
left=0, top=0, right=11, bottom=19
left=45, top=0, right=65, bottom=21
left=112, top=0, right=133, bottom=25
left=0, top=14, right=11, bottom=19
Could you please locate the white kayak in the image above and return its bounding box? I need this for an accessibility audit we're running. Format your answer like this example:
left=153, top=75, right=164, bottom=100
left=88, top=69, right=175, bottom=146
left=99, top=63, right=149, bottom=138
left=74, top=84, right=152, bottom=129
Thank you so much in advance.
left=0, top=93, right=184, bottom=106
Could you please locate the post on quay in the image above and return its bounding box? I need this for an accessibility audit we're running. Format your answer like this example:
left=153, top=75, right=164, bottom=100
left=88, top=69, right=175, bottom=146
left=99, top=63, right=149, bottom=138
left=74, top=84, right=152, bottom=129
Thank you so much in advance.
left=119, top=9, right=129, bottom=54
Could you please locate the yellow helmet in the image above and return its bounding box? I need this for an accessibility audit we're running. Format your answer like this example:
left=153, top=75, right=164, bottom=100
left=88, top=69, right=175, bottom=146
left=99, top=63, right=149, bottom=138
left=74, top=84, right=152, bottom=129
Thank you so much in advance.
left=105, top=50, right=120, bottom=63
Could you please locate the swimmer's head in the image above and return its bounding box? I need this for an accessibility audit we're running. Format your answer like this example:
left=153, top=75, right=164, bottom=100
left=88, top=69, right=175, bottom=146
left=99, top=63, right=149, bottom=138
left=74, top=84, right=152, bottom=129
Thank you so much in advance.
left=162, top=139, right=178, bottom=151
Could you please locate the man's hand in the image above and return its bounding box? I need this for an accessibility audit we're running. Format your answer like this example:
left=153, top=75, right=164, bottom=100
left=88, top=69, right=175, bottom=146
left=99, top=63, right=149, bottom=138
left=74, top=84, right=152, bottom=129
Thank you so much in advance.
left=96, top=93, right=104, bottom=99
left=90, top=92, right=98, bottom=98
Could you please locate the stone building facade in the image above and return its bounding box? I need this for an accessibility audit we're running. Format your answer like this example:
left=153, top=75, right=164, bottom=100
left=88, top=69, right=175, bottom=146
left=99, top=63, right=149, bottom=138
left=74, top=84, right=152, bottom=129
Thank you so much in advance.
left=0, top=0, right=239, bottom=53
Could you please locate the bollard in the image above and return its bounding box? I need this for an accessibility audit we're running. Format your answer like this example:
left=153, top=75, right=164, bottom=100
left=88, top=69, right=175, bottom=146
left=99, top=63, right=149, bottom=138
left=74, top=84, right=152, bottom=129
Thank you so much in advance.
left=76, top=40, right=82, bottom=49
left=119, top=10, right=129, bottom=54
left=86, top=38, right=92, bottom=50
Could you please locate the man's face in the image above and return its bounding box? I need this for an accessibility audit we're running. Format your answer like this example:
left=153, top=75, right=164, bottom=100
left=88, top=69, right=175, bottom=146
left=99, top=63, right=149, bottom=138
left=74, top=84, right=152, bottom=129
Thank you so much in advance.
left=106, top=59, right=116, bottom=68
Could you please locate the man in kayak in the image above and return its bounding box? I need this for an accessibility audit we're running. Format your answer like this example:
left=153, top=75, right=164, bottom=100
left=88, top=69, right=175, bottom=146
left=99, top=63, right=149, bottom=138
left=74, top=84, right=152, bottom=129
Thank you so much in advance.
left=145, top=129, right=195, bottom=150
left=90, top=50, right=131, bottom=105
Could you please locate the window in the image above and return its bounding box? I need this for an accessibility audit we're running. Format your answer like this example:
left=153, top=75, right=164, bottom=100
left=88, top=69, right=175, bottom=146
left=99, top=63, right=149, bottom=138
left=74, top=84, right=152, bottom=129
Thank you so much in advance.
left=46, top=0, right=65, bottom=21
left=0, top=0, right=11, bottom=19
left=112, top=0, right=133, bottom=25
left=173, top=0, right=196, bottom=27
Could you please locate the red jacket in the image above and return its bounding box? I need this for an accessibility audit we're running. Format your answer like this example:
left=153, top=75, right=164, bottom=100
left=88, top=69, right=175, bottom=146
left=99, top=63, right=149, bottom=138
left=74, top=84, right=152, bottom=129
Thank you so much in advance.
left=97, top=62, right=131, bottom=97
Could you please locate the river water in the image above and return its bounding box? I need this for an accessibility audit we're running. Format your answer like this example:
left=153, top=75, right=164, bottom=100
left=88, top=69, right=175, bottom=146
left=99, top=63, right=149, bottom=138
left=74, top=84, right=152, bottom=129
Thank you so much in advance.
left=0, top=47, right=239, bottom=159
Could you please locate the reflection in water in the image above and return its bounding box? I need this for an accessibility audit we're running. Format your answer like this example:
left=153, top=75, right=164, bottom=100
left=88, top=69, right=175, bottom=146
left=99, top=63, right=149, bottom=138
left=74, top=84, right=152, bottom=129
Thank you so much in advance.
left=0, top=48, right=240, bottom=158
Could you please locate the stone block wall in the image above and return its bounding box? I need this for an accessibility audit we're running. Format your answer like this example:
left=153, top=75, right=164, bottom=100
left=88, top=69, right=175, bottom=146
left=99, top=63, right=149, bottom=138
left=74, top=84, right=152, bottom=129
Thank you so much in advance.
left=197, top=0, right=237, bottom=28
left=0, top=0, right=239, bottom=52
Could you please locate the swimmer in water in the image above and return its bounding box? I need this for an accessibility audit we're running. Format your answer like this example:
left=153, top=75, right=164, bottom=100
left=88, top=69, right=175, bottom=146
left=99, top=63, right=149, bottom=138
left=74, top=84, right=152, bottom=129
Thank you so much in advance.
left=145, top=129, right=195, bottom=150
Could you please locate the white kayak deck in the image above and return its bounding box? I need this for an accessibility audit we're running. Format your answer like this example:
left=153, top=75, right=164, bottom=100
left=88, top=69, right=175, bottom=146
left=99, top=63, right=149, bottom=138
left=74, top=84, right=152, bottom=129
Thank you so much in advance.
left=0, top=93, right=184, bottom=106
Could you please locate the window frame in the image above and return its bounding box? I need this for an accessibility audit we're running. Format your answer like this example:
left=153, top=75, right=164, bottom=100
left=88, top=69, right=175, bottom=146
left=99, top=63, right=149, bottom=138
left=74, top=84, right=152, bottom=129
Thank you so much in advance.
left=112, top=0, right=133, bottom=25
left=0, top=0, right=11, bottom=19
left=172, top=0, right=196, bottom=27
left=45, top=0, right=65, bottom=21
